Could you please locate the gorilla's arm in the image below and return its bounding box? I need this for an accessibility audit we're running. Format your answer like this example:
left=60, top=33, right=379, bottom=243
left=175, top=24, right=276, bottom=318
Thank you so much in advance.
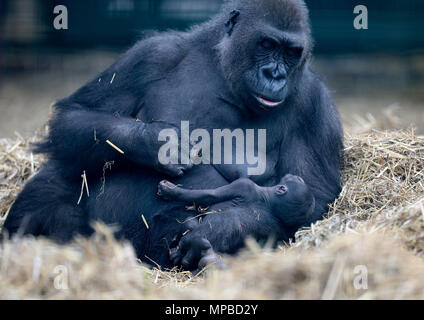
left=279, top=75, right=343, bottom=226
left=37, top=35, right=189, bottom=177
left=173, top=207, right=283, bottom=270
left=41, top=106, right=187, bottom=177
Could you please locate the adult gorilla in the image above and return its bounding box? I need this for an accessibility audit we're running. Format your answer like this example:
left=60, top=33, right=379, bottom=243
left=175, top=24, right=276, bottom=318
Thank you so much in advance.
left=4, top=0, right=343, bottom=270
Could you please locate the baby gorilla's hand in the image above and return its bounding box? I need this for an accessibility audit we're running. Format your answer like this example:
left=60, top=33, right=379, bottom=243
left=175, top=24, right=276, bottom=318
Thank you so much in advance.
left=157, top=180, right=181, bottom=201
left=171, top=234, right=224, bottom=274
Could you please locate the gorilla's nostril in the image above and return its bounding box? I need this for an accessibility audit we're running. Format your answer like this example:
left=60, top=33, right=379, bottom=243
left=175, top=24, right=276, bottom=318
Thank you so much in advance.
left=262, top=68, right=285, bottom=83
left=263, top=68, right=274, bottom=80
left=272, top=70, right=283, bottom=80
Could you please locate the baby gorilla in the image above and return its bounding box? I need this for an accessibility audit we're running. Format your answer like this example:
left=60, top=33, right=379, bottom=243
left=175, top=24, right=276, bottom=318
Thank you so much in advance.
left=157, top=174, right=315, bottom=271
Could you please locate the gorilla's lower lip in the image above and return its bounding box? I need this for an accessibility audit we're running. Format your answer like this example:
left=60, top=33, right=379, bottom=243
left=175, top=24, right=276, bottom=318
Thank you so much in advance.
left=254, top=94, right=284, bottom=108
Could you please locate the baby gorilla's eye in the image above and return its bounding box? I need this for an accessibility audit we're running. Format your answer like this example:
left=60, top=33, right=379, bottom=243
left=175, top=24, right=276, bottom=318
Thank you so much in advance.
left=276, top=185, right=288, bottom=195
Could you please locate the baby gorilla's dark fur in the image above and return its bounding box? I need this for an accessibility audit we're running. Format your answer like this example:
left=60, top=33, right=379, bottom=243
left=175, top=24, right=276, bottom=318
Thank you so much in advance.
left=157, top=174, right=314, bottom=270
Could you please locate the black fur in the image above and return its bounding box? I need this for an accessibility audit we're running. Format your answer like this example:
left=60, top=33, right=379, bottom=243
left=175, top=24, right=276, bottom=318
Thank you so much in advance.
left=156, top=174, right=315, bottom=270
left=3, top=0, right=343, bottom=270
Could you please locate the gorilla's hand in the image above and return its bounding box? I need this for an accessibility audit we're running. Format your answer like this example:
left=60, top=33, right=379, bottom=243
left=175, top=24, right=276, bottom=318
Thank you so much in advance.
left=133, top=121, right=193, bottom=177
left=171, top=233, right=224, bottom=274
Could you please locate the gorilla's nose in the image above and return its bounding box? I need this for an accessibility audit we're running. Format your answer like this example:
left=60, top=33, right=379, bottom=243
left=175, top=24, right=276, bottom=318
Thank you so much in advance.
left=261, top=62, right=286, bottom=81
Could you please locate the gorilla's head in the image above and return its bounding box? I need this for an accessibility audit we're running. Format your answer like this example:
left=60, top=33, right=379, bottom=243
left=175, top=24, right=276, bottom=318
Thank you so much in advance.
left=270, top=174, right=315, bottom=227
left=217, top=0, right=312, bottom=112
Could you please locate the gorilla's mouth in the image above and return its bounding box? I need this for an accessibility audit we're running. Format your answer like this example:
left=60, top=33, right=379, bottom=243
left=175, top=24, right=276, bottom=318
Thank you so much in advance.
left=254, top=94, right=284, bottom=108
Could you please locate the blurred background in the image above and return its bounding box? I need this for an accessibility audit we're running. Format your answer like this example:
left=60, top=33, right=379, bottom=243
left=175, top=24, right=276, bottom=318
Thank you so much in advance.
left=0, top=0, right=423, bottom=137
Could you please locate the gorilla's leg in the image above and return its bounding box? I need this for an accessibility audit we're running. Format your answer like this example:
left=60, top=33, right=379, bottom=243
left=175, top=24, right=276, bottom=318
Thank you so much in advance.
left=84, top=166, right=199, bottom=269
left=3, top=162, right=90, bottom=242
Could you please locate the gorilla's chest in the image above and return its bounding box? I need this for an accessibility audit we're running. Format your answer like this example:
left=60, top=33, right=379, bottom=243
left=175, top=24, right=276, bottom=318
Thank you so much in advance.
left=137, top=72, right=282, bottom=185
left=139, top=71, right=238, bottom=126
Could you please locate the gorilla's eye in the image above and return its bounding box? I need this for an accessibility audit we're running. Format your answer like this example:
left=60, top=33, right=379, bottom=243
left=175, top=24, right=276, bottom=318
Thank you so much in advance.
left=286, top=47, right=303, bottom=58
left=260, top=38, right=277, bottom=50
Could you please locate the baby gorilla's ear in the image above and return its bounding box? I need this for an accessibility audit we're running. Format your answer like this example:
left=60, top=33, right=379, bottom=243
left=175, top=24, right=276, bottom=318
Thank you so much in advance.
left=276, top=185, right=288, bottom=195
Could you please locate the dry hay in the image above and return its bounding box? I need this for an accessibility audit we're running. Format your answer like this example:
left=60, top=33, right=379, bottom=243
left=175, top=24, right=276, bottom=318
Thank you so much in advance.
left=184, top=233, right=424, bottom=299
left=0, top=124, right=424, bottom=299
left=1, top=229, right=423, bottom=299
left=0, top=134, right=44, bottom=232
left=294, top=129, right=424, bottom=256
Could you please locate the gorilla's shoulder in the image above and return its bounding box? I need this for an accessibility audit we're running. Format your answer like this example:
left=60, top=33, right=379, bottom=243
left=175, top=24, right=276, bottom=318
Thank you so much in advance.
left=303, top=68, right=337, bottom=112
left=300, top=68, right=343, bottom=137
left=115, top=31, right=190, bottom=73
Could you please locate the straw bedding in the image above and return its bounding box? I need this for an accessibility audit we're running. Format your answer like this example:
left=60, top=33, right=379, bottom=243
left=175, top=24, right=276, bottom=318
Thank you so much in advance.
left=0, top=122, right=423, bottom=299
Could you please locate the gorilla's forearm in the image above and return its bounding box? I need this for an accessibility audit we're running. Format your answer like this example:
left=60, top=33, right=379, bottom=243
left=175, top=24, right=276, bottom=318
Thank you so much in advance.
left=36, top=107, right=159, bottom=176
left=277, top=78, right=343, bottom=226
left=292, top=162, right=342, bottom=226
left=186, top=209, right=283, bottom=254
left=309, top=184, right=341, bottom=223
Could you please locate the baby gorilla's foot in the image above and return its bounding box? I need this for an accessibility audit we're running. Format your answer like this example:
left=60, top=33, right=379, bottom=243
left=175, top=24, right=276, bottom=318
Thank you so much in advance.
left=157, top=180, right=180, bottom=201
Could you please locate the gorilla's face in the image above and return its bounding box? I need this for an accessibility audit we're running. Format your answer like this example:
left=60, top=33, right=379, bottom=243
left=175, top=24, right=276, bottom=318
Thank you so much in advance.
left=218, top=1, right=310, bottom=113
left=242, top=30, right=305, bottom=110
left=270, top=174, right=314, bottom=223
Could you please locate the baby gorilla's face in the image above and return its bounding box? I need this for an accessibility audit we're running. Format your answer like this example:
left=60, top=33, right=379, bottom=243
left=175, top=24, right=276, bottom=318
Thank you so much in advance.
left=274, top=174, right=306, bottom=197
left=271, top=174, right=314, bottom=227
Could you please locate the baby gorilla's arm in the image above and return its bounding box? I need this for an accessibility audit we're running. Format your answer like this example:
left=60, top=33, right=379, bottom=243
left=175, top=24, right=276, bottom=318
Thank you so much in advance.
left=157, top=178, right=257, bottom=205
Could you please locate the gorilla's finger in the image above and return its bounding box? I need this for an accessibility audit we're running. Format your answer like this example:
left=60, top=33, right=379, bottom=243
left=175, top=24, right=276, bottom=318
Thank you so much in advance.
left=181, top=249, right=197, bottom=270
left=179, top=235, right=210, bottom=252
left=170, top=248, right=183, bottom=266
left=170, top=233, right=183, bottom=248
left=178, top=234, right=192, bottom=251
left=198, top=237, right=213, bottom=250
left=198, top=252, right=217, bottom=270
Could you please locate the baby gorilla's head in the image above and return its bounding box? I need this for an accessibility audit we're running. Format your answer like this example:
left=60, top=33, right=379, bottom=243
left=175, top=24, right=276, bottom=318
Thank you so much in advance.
left=270, top=174, right=315, bottom=227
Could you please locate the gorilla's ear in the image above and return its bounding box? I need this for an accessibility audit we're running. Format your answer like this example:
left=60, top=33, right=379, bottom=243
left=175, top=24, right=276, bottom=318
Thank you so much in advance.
left=225, top=10, right=240, bottom=36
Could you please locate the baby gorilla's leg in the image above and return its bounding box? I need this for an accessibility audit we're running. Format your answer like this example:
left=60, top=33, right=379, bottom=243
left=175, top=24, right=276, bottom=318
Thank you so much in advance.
left=157, top=179, right=253, bottom=205
left=157, top=180, right=185, bottom=201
